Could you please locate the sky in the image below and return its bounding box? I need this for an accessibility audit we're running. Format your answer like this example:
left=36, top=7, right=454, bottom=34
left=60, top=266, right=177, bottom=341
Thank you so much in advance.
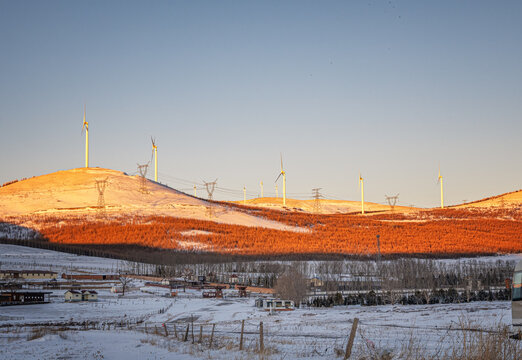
left=0, top=1, right=521, bottom=207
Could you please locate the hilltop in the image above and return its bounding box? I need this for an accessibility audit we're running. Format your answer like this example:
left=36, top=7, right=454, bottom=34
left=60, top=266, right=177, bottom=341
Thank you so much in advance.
left=0, top=168, right=301, bottom=232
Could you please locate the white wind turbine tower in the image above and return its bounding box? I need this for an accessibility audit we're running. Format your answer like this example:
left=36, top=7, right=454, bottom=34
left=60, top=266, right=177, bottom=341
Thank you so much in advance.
left=437, top=165, right=444, bottom=209
left=275, top=154, right=286, bottom=206
left=81, top=105, right=89, bottom=168
left=260, top=181, right=263, bottom=198
left=359, top=172, right=365, bottom=214
left=151, top=137, right=158, bottom=182
left=243, top=186, right=247, bottom=205
left=275, top=184, right=278, bottom=198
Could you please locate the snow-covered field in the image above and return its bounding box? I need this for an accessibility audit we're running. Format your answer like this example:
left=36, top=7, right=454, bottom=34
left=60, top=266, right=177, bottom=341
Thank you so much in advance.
left=1, top=244, right=520, bottom=359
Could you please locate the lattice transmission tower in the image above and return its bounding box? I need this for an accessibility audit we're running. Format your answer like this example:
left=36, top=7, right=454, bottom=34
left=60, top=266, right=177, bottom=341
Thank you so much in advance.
left=312, top=188, right=323, bottom=214
left=137, top=163, right=149, bottom=194
left=95, top=178, right=108, bottom=217
left=385, top=194, right=399, bottom=211
left=203, top=179, right=217, bottom=218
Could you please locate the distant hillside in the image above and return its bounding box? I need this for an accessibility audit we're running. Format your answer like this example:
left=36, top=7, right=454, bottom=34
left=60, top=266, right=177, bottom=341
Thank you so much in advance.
left=455, top=189, right=522, bottom=209
left=234, top=197, right=417, bottom=214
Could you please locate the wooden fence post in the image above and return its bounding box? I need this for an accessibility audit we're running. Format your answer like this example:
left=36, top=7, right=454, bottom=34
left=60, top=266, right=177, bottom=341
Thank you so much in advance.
left=173, top=324, right=178, bottom=339
left=183, top=324, right=189, bottom=342
left=239, top=319, right=245, bottom=350
left=191, top=321, right=195, bottom=344
left=198, top=325, right=202, bottom=343
left=259, top=321, right=264, bottom=353
left=344, top=317, right=359, bottom=360
left=163, top=323, right=168, bottom=337
left=209, top=324, right=215, bottom=349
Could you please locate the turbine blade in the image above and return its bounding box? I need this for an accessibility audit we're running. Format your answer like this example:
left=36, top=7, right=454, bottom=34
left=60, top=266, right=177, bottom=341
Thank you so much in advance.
left=280, top=153, right=283, bottom=172
left=275, top=172, right=282, bottom=183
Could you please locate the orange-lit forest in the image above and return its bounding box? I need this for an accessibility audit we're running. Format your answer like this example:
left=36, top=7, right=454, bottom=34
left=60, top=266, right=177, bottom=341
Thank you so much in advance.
left=34, top=206, right=522, bottom=257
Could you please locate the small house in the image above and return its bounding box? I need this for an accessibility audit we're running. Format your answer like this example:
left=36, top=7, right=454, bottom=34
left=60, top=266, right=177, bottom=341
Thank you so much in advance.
left=81, top=290, right=98, bottom=301
left=64, top=290, right=82, bottom=302
left=255, top=298, right=294, bottom=311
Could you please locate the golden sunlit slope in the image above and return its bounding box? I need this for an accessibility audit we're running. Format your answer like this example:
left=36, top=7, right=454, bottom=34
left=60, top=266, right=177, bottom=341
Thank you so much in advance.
left=0, top=168, right=302, bottom=231
left=234, top=197, right=418, bottom=214
left=454, top=189, right=522, bottom=209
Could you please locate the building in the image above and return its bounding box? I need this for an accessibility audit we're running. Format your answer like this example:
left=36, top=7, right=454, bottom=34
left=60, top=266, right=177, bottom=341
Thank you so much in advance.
left=62, top=273, right=118, bottom=280
left=0, top=290, right=51, bottom=305
left=64, top=290, right=82, bottom=302
left=255, top=298, right=295, bottom=311
left=0, top=270, right=58, bottom=280
left=81, top=290, right=98, bottom=301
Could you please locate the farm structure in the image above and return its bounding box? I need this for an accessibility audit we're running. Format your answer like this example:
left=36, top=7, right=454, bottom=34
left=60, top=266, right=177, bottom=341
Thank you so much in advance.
left=255, top=298, right=295, bottom=311
left=64, top=289, right=98, bottom=302
left=0, top=270, right=58, bottom=280
left=62, top=273, right=119, bottom=280
left=0, top=290, right=51, bottom=306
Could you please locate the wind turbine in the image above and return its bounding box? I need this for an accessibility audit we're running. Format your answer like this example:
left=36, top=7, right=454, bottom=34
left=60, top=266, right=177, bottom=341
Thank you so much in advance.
left=243, top=186, right=247, bottom=205
left=151, top=137, right=158, bottom=182
left=437, top=165, right=444, bottom=209
left=275, top=184, right=278, bottom=198
left=275, top=154, right=286, bottom=206
left=193, top=185, right=197, bottom=197
left=359, top=172, right=365, bottom=214
left=260, top=181, right=263, bottom=198
left=81, top=105, right=89, bottom=168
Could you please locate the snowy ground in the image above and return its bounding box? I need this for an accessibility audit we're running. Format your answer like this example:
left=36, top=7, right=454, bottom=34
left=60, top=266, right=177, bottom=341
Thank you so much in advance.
left=1, top=244, right=520, bottom=359
left=0, top=244, right=125, bottom=273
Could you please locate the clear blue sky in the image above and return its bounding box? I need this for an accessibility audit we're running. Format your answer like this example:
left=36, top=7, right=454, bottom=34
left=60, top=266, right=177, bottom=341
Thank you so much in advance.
left=1, top=1, right=521, bottom=207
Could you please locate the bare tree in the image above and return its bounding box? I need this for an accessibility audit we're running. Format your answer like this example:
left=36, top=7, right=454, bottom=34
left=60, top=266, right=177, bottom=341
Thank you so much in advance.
left=118, top=272, right=133, bottom=296
left=274, top=263, right=308, bottom=307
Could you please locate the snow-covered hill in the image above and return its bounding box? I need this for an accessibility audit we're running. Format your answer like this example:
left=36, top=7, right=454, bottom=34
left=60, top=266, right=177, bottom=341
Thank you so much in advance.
left=0, top=168, right=303, bottom=231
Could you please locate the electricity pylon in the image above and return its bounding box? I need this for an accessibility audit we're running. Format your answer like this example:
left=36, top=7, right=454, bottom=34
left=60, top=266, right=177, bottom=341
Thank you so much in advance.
left=137, top=163, right=149, bottom=193
left=312, top=188, right=323, bottom=213
left=204, top=179, right=217, bottom=218
left=385, top=194, right=399, bottom=211
left=95, top=178, right=108, bottom=217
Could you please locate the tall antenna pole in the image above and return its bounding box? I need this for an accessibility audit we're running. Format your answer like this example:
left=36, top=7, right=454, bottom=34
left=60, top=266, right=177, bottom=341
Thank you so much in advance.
left=359, top=173, right=365, bottom=214
left=83, top=105, right=89, bottom=168
left=438, top=166, right=444, bottom=209
left=151, top=137, right=158, bottom=182
left=154, top=146, right=158, bottom=182
left=243, top=186, right=246, bottom=205
left=283, top=172, right=286, bottom=206
left=260, top=181, right=263, bottom=198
